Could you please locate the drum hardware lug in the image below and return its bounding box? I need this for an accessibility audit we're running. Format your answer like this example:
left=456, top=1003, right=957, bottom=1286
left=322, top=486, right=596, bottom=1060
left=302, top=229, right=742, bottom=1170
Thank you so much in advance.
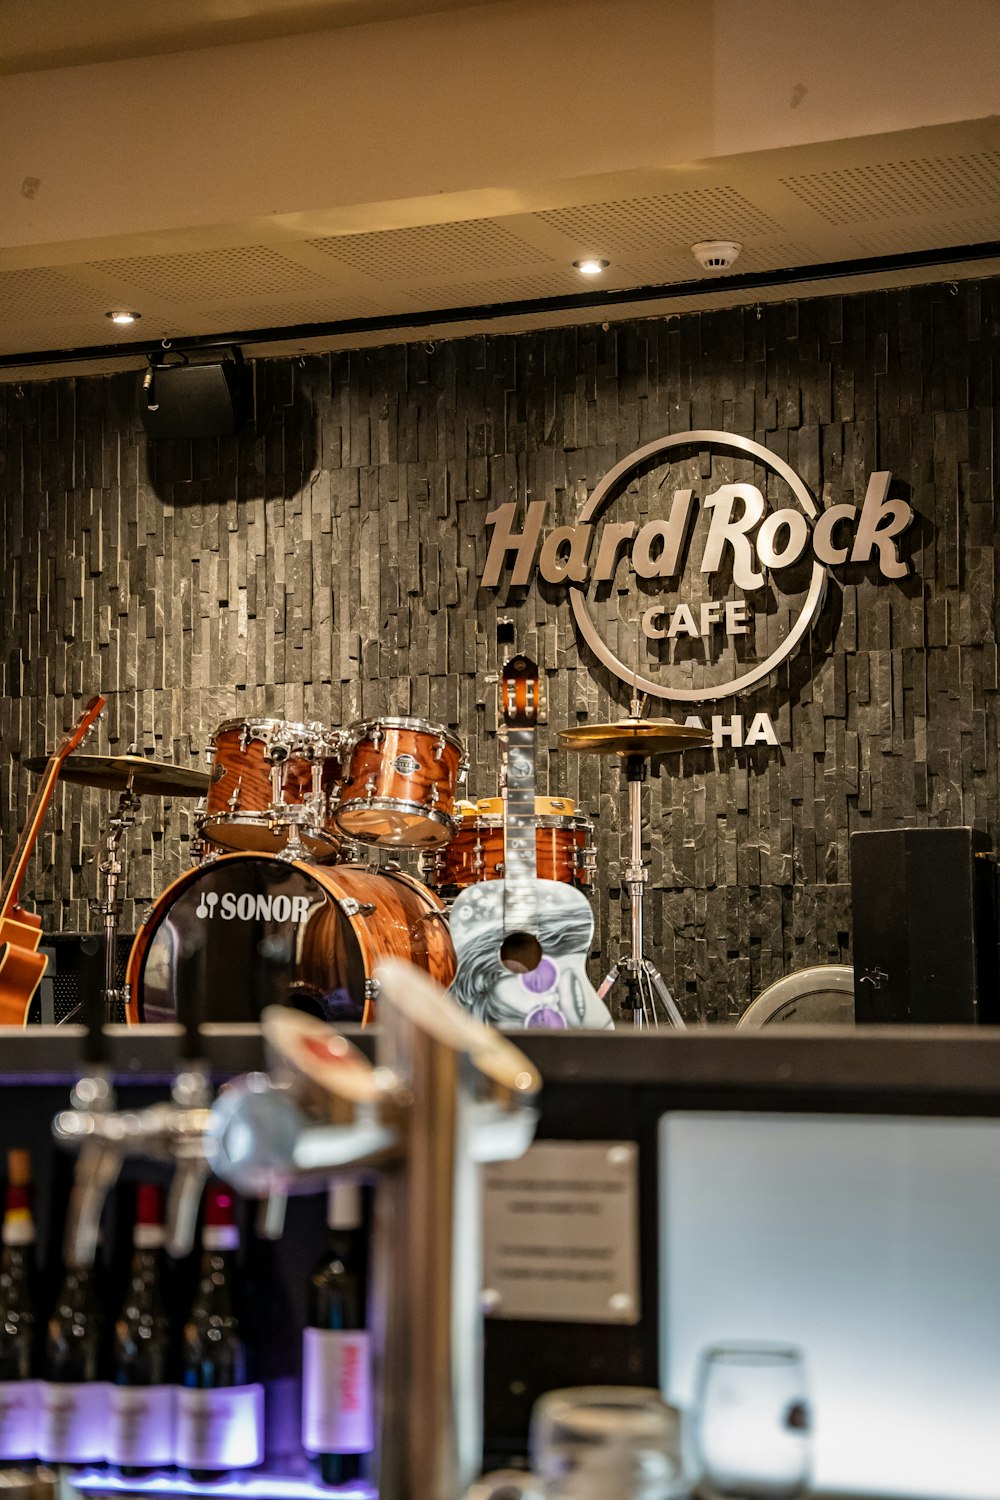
left=433, top=734, right=446, bottom=761
left=457, top=758, right=469, bottom=785
left=364, top=977, right=380, bottom=1000
left=227, top=788, right=241, bottom=812
left=239, top=726, right=250, bottom=752
left=428, top=783, right=440, bottom=807
left=341, top=898, right=377, bottom=917
left=370, top=728, right=384, bottom=750
left=364, top=776, right=378, bottom=799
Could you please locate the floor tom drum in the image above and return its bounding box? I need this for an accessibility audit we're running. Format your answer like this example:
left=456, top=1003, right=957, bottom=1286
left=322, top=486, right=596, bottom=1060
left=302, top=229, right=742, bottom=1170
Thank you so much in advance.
left=422, top=796, right=595, bottom=893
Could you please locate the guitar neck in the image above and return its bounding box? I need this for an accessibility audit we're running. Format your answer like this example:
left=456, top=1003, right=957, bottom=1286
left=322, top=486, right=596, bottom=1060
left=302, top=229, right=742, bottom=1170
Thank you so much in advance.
left=0, top=760, right=59, bottom=918
left=0, top=694, right=105, bottom=922
left=504, top=729, right=538, bottom=932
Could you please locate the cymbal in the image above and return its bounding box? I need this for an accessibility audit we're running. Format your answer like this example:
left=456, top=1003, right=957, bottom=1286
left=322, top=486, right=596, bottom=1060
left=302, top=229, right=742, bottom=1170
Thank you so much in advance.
left=558, top=719, right=713, bottom=756
left=24, top=752, right=211, bottom=797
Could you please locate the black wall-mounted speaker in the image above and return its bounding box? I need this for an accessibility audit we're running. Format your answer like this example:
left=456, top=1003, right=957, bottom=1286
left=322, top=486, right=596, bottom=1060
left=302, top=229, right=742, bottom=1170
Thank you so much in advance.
left=850, top=826, right=1000, bottom=1024
left=141, top=352, right=252, bottom=440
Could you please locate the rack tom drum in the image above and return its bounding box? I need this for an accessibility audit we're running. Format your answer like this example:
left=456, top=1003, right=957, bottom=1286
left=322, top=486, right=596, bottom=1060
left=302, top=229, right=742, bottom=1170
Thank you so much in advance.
left=199, top=718, right=343, bottom=859
left=334, top=717, right=467, bottom=848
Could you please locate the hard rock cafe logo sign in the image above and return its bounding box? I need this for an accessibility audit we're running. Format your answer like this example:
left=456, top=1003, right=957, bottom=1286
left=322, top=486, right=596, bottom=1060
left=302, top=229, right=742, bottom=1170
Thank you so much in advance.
left=480, top=431, right=914, bottom=739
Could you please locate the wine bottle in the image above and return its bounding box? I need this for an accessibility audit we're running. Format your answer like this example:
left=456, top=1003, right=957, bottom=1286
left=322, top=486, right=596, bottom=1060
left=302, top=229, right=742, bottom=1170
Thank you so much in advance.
left=0, top=1151, right=36, bottom=1382
left=41, top=1229, right=106, bottom=1465
left=178, top=1182, right=262, bottom=1482
left=109, top=1183, right=174, bottom=1476
left=302, top=1182, right=372, bottom=1485
left=0, top=1150, right=38, bottom=1463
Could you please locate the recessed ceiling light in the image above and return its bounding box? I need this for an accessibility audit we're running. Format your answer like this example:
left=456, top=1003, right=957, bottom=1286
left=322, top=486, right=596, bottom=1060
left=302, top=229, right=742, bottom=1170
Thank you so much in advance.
left=574, top=258, right=610, bottom=276
left=105, top=310, right=141, bottom=325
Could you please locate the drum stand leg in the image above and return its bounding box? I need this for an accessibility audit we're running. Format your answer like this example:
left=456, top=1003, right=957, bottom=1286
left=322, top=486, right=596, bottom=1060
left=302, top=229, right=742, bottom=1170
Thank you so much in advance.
left=90, top=783, right=140, bottom=1023
left=596, top=755, right=686, bottom=1030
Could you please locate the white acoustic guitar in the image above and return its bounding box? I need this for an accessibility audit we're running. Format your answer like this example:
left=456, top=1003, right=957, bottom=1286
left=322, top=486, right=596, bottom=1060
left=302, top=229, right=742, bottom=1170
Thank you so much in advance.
left=449, top=654, right=612, bottom=1030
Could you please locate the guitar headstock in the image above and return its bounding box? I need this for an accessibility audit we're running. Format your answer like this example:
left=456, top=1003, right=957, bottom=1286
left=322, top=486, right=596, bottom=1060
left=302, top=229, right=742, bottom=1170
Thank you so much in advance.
left=500, top=655, right=540, bottom=729
left=57, top=694, right=106, bottom=762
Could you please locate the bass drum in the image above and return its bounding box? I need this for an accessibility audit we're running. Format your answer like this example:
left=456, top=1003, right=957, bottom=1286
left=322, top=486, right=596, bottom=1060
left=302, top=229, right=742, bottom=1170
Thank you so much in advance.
left=125, top=854, right=455, bottom=1026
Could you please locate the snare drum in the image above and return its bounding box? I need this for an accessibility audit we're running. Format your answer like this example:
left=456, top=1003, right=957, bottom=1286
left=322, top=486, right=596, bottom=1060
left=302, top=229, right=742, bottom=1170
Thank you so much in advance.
left=199, top=717, right=344, bottom=859
left=125, top=853, right=455, bottom=1025
left=334, top=716, right=467, bottom=848
left=422, top=796, right=595, bottom=892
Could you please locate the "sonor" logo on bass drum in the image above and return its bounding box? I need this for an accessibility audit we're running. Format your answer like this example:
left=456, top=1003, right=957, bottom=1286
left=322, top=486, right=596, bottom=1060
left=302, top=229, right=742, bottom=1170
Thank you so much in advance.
left=195, top=892, right=313, bottom=923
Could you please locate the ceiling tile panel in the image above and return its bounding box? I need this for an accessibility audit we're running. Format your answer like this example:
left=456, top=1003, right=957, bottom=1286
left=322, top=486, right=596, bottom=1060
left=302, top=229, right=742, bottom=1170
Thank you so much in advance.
left=0, top=267, right=110, bottom=318
left=306, top=219, right=553, bottom=281
left=88, top=246, right=338, bottom=301
left=534, top=188, right=783, bottom=256
left=780, top=152, right=1000, bottom=225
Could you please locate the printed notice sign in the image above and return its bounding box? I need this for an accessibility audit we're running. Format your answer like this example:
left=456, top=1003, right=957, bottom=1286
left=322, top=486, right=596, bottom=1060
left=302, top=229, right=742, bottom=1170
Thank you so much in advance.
left=482, top=1141, right=640, bottom=1324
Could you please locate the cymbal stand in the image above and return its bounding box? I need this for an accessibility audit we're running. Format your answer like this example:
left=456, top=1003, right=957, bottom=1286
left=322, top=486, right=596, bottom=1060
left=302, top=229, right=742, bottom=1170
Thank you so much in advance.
left=596, top=752, right=687, bottom=1030
left=90, top=782, right=141, bottom=1022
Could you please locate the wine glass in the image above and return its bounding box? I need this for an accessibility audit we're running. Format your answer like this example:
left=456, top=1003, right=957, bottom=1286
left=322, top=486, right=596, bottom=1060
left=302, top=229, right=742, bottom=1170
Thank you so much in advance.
left=530, top=1386, right=688, bottom=1500
left=691, top=1344, right=811, bottom=1499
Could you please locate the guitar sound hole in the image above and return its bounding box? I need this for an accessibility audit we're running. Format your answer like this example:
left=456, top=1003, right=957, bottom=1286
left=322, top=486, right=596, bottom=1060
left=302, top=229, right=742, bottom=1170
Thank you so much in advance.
left=500, top=931, right=542, bottom=975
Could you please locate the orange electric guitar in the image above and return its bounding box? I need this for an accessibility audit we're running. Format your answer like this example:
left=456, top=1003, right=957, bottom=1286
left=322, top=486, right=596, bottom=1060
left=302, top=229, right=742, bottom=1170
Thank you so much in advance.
left=0, top=694, right=106, bottom=1025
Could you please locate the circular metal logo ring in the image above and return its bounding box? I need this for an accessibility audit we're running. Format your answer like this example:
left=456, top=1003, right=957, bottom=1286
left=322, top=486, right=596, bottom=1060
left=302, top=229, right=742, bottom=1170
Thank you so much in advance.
left=569, top=429, right=828, bottom=704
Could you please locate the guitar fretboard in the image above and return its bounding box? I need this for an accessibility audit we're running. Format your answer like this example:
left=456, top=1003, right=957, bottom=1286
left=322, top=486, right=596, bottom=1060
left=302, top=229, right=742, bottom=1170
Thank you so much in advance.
left=503, top=730, right=538, bottom=934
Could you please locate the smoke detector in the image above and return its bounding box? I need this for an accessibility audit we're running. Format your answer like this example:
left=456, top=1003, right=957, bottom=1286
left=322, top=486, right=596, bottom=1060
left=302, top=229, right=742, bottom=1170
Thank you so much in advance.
left=691, top=240, right=743, bottom=271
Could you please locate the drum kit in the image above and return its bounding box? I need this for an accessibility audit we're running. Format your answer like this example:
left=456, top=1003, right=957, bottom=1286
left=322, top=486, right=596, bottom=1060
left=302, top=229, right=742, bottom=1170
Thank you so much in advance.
left=27, top=699, right=711, bottom=1029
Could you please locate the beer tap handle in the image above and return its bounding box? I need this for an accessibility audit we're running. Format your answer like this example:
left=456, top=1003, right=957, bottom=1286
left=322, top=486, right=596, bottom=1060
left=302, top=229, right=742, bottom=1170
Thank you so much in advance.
left=374, top=959, right=541, bottom=1141
left=165, top=1155, right=210, bottom=1259
left=57, top=936, right=121, bottom=1269
left=62, top=1134, right=123, bottom=1270
left=255, top=1189, right=289, bottom=1241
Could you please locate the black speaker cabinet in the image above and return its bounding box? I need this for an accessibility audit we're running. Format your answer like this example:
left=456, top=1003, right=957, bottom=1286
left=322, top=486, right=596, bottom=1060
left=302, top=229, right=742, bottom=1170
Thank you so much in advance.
left=30, top=933, right=134, bottom=1025
left=850, top=827, right=999, bottom=1024
left=140, top=352, right=251, bottom=439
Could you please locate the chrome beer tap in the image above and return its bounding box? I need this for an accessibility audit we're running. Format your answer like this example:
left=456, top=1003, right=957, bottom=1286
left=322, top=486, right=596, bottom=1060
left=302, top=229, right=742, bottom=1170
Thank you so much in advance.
left=54, top=944, right=215, bottom=1265
left=53, top=1069, right=215, bottom=1265
left=205, top=961, right=542, bottom=1500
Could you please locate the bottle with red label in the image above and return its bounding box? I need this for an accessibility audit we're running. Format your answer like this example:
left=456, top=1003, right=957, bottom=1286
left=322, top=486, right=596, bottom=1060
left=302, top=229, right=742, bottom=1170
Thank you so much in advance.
left=302, top=1181, right=372, bottom=1485
left=109, top=1183, right=174, bottom=1476
left=0, top=1150, right=38, bottom=1463
left=178, top=1182, right=263, bottom=1482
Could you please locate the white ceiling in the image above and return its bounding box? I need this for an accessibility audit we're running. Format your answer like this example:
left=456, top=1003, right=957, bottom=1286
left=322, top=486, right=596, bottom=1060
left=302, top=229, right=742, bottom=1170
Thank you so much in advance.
left=1, top=0, right=998, bottom=379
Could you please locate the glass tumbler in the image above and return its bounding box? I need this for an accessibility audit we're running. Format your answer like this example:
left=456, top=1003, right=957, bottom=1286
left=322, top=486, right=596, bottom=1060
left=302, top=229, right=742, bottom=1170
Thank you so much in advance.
left=530, top=1385, right=688, bottom=1500
left=692, top=1344, right=810, bottom=1499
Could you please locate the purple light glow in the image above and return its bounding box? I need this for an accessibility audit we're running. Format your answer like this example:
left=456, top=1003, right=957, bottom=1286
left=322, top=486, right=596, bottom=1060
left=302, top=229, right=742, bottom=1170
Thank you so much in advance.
left=72, top=1470, right=373, bottom=1500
